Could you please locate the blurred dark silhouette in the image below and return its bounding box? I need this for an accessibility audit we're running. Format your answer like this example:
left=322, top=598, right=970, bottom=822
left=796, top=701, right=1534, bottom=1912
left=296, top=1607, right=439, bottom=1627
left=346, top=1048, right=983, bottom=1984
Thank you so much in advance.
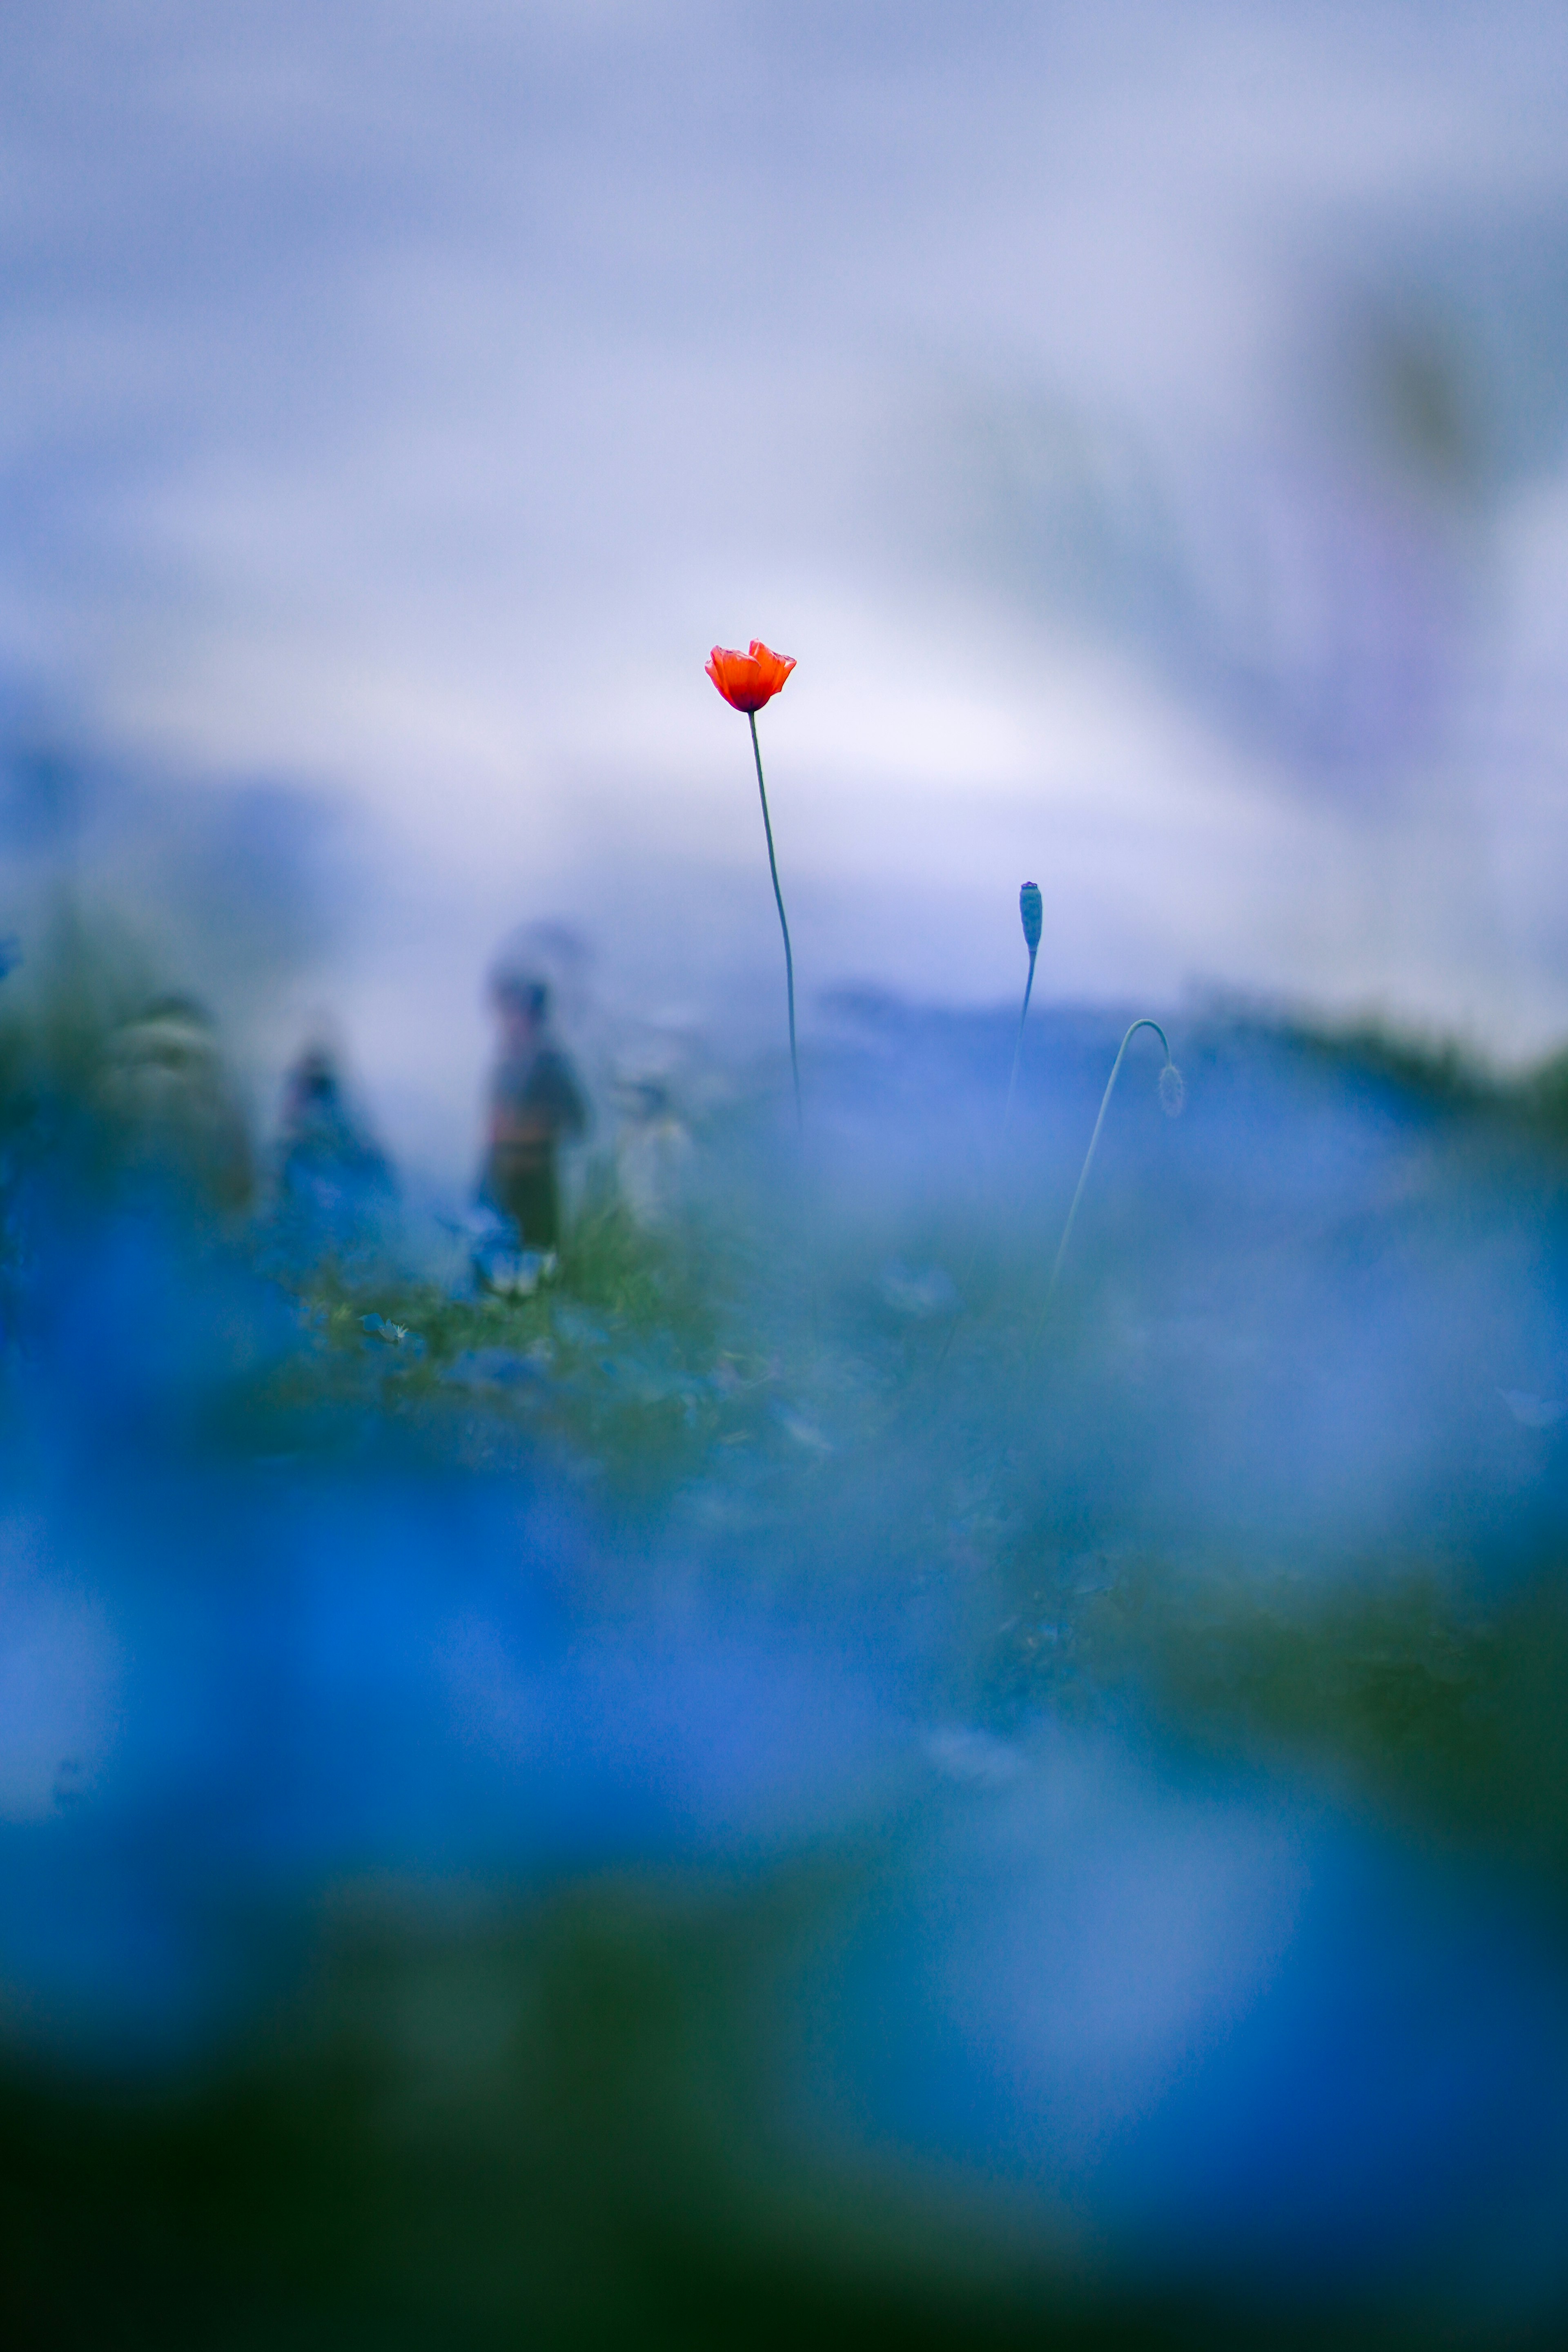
left=97, top=993, right=253, bottom=1214
left=480, top=969, right=588, bottom=1257
left=274, top=1041, right=394, bottom=1245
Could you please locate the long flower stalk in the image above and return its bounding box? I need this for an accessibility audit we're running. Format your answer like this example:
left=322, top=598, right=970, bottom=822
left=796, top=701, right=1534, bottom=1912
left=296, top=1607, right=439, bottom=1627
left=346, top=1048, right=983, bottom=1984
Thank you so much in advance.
left=980, top=1016, right=1183, bottom=1503
left=749, top=709, right=802, bottom=1139
left=706, top=638, right=801, bottom=1137
left=933, top=882, right=1044, bottom=1376
left=1002, top=882, right=1043, bottom=1134
left=1030, top=1018, right=1183, bottom=1360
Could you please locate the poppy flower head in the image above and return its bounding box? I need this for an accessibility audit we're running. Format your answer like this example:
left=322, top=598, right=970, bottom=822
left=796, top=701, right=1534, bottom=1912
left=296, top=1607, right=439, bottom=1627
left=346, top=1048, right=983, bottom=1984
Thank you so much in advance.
left=706, top=639, right=796, bottom=713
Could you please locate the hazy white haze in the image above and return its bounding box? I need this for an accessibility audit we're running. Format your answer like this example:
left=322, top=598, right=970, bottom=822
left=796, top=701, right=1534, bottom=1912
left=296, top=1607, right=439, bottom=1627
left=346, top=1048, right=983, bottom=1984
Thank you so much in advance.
left=5, top=0, right=1568, bottom=1174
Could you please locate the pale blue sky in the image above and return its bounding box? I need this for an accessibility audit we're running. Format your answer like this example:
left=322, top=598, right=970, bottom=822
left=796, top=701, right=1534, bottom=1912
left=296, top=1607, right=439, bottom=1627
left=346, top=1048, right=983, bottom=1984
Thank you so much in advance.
left=5, top=1, right=1568, bottom=1160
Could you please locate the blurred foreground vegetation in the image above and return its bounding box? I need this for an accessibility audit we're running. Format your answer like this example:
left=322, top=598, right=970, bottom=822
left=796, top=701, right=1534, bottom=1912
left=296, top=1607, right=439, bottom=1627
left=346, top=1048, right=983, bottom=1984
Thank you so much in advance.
left=6, top=933, right=1568, bottom=2346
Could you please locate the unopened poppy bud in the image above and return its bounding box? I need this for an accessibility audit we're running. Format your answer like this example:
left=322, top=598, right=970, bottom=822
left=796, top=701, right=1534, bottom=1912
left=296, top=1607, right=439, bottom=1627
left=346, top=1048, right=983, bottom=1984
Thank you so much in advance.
left=1158, top=1061, right=1185, bottom=1117
left=1020, top=882, right=1042, bottom=955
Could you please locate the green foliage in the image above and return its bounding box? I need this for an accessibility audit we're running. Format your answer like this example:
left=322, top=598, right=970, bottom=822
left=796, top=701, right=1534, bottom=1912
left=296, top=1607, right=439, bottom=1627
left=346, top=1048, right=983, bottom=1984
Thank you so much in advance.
left=8, top=944, right=1568, bottom=2343
left=989, top=1552, right=1568, bottom=1888
left=0, top=1875, right=1417, bottom=2351
left=271, top=1187, right=771, bottom=1503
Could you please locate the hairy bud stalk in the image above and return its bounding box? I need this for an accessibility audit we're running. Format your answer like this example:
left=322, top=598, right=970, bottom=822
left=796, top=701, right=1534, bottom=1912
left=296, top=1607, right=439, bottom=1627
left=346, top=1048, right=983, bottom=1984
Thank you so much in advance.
left=1028, top=1018, right=1184, bottom=1367
left=1003, top=882, right=1043, bottom=1134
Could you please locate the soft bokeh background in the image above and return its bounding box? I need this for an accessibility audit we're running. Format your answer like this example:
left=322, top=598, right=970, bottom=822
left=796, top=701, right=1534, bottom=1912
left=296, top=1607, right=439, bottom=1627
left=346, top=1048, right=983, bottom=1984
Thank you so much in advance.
left=6, top=0, right=1568, bottom=1175
left=10, top=16, right=1568, bottom=2343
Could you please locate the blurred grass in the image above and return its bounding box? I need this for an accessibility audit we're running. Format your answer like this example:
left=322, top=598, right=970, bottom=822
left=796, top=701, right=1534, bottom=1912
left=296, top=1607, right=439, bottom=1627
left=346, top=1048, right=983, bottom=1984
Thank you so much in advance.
left=270, top=1185, right=784, bottom=1507
left=985, top=1554, right=1568, bottom=1898
left=0, top=1872, right=1512, bottom=2352
left=10, top=942, right=1568, bottom=2341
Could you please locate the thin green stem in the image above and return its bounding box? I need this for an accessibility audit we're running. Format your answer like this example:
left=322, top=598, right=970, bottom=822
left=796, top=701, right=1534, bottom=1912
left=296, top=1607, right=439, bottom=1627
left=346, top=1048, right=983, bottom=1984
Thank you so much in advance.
left=1029, top=1018, right=1171, bottom=1364
left=973, top=1017, right=1176, bottom=1510
left=1002, top=947, right=1038, bottom=1135
left=749, top=709, right=802, bottom=1138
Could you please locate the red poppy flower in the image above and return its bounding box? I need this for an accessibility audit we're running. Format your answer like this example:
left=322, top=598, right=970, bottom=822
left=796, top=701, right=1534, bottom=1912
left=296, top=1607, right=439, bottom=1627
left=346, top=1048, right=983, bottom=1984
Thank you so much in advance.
left=706, top=639, right=796, bottom=714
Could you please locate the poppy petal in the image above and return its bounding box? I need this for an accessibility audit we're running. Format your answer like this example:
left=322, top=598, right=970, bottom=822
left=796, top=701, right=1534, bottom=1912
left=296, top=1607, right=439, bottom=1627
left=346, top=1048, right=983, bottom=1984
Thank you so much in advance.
left=708, top=646, right=768, bottom=711
left=747, top=641, right=796, bottom=700
left=707, top=647, right=740, bottom=706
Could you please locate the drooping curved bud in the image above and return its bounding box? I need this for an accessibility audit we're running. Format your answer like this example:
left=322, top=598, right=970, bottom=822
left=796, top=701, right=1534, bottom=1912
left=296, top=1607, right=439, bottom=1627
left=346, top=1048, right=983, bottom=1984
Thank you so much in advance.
left=1158, top=1061, right=1186, bottom=1117
left=1019, top=882, right=1042, bottom=956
